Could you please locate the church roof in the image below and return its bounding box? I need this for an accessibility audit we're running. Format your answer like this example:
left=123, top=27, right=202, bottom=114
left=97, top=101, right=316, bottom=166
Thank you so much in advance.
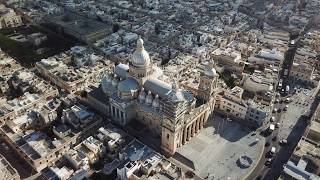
left=118, top=77, right=139, bottom=94
left=144, top=78, right=171, bottom=99
left=144, top=79, right=193, bottom=103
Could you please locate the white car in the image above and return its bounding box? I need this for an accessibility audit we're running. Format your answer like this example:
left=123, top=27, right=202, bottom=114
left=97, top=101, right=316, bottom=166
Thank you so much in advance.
left=270, top=116, right=275, bottom=122
left=280, top=139, right=288, bottom=145
left=270, top=147, right=276, bottom=155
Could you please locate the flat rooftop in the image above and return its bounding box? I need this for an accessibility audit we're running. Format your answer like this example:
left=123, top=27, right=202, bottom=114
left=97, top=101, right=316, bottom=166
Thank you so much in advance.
left=47, top=12, right=111, bottom=36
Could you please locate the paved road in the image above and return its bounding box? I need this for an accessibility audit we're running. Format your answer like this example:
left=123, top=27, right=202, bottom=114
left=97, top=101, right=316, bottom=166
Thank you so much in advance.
left=262, top=90, right=320, bottom=180
left=248, top=85, right=319, bottom=180
left=243, top=97, right=285, bottom=180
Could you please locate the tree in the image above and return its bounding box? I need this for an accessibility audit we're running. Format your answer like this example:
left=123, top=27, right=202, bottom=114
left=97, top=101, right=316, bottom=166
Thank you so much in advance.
left=112, top=23, right=120, bottom=33
left=155, top=23, right=161, bottom=35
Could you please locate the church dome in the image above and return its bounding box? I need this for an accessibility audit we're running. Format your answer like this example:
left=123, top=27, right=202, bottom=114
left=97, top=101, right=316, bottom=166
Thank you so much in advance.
left=204, top=67, right=217, bottom=77
left=131, top=38, right=151, bottom=68
left=117, top=77, right=139, bottom=100
left=203, top=61, right=217, bottom=77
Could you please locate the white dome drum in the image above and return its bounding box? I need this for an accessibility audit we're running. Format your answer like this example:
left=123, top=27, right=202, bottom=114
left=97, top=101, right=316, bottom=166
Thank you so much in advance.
left=131, top=38, right=151, bottom=68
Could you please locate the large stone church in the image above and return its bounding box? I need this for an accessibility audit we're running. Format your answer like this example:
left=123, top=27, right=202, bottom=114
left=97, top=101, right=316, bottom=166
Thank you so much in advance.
left=86, top=38, right=218, bottom=155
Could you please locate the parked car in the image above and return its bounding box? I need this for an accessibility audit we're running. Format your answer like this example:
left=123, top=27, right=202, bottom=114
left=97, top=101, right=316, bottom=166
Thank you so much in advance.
left=270, top=116, right=275, bottom=122
left=265, top=158, right=273, bottom=166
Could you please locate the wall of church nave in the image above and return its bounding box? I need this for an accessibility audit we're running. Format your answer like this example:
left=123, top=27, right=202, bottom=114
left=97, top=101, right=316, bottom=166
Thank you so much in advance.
left=79, top=95, right=110, bottom=117
left=135, top=107, right=162, bottom=136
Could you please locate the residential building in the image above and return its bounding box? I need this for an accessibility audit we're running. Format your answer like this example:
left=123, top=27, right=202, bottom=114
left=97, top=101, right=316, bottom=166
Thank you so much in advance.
left=36, top=51, right=106, bottom=94
left=0, top=154, right=20, bottom=180
left=211, top=48, right=245, bottom=75
left=0, top=103, right=103, bottom=172
left=248, top=48, right=284, bottom=69
left=242, top=69, right=278, bottom=93
left=0, top=4, right=22, bottom=29
left=216, top=86, right=271, bottom=127
left=216, top=86, right=248, bottom=120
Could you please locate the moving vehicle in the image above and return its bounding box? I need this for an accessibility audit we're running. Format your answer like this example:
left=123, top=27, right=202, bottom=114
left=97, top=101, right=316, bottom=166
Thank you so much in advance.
left=290, top=40, right=295, bottom=45
left=278, top=79, right=283, bottom=90
left=269, top=124, right=275, bottom=132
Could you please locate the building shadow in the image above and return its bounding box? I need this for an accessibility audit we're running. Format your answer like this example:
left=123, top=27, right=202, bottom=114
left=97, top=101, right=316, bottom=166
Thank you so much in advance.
left=204, top=113, right=252, bottom=142
left=124, top=120, right=161, bottom=151
left=172, top=152, right=196, bottom=170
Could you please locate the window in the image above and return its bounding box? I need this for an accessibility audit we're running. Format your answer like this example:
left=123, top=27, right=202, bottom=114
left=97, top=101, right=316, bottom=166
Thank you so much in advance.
left=167, top=134, right=170, bottom=139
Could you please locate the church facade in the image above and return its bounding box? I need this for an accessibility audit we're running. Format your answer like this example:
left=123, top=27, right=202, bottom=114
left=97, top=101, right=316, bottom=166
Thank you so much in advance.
left=89, top=38, right=218, bottom=155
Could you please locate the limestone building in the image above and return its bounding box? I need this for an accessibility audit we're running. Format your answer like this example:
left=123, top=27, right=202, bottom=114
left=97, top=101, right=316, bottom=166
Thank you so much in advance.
left=0, top=154, right=20, bottom=180
left=0, top=4, right=22, bottom=29
left=86, top=38, right=218, bottom=155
